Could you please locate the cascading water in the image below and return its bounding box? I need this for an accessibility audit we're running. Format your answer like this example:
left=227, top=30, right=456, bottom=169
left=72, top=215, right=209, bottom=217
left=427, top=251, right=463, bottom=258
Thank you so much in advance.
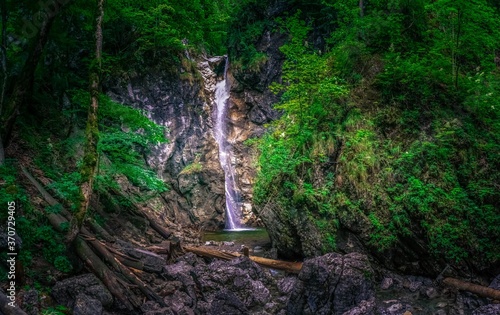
left=214, top=57, right=241, bottom=230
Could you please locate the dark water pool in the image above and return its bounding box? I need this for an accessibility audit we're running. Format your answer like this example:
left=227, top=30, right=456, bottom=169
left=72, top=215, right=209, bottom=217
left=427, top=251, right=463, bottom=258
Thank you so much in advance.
left=201, top=228, right=270, bottom=248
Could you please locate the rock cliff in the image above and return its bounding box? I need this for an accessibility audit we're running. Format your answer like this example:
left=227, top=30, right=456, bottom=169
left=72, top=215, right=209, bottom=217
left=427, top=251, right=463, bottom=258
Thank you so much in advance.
left=103, top=45, right=283, bottom=230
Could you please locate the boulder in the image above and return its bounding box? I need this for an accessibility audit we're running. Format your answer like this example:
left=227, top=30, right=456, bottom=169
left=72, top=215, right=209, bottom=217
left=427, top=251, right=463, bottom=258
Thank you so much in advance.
left=472, top=304, right=500, bottom=315
left=73, top=294, right=103, bottom=315
left=51, top=274, right=113, bottom=309
left=286, top=252, right=375, bottom=315
left=208, top=290, right=249, bottom=315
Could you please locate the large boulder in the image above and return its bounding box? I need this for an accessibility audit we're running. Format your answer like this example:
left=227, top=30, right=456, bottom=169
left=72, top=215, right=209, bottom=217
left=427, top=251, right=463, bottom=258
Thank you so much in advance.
left=51, top=274, right=113, bottom=312
left=287, top=252, right=375, bottom=315
left=472, top=304, right=500, bottom=315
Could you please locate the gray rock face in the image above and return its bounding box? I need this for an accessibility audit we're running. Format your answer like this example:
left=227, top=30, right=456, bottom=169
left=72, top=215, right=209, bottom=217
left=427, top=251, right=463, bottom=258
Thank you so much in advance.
left=208, top=290, right=250, bottom=315
left=286, top=253, right=375, bottom=315
left=51, top=274, right=113, bottom=308
left=489, top=274, right=500, bottom=290
left=472, top=304, right=500, bottom=315
left=73, top=294, right=103, bottom=315
left=106, top=66, right=227, bottom=229
left=104, top=51, right=281, bottom=229
left=158, top=256, right=280, bottom=314
left=21, top=289, right=39, bottom=315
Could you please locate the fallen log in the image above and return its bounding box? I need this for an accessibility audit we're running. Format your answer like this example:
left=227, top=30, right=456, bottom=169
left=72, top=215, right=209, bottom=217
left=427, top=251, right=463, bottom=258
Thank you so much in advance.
left=83, top=235, right=166, bottom=307
left=443, top=277, right=500, bottom=301
left=75, top=237, right=139, bottom=310
left=183, top=246, right=303, bottom=274
left=20, top=166, right=160, bottom=309
left=88, top=219, right=115, bottom=243
left=144, top=213, right=172, bottom=239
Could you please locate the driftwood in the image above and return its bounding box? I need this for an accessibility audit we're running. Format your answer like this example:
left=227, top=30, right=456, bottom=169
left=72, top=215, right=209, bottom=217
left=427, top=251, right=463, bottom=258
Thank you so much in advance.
left=20, top=166, right=164, bottom=310
left=75, top=237, right=139, bottom=310
left=144, top=213, right=172, bottom=239
left=88, top=219, right=115, bottom=243
left=183, top=246, right=303, bottom=274
left=82, top=234, right=166, bottom=307
left=443, top=277, right=500, bottom=301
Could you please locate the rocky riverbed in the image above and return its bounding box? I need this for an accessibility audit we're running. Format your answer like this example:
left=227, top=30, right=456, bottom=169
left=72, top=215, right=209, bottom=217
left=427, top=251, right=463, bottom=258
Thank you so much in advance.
left=10, top=247, right=500, bottom=315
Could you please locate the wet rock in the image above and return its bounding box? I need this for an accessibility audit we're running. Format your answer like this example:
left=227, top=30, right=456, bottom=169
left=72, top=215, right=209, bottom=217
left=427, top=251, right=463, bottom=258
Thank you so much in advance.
left=342, top=298, right=376, bottom=315
left=209, top=289, right=249, bottom=315
left=380, top=278, right=394, bottom=290
left=163, top=290, right=195, bottom=315
left=455, top=291, right=487, bottom=312
left=387, top=303, right=403, bottom=313
left=175, top=252, right=207, bottom=267
left=277, top=277, right=298, bottom=295
left=425, top=287, right=439, bottom=299
left=52, top=274, right=113, bottom=308
left=21, top=289, right=39, bottom=315
left=409, top=281, right=423, bottom=292
left=73, top=294, right=103, bottom=315
left=472, top=304, right=500, bottom=315
left=141, top=301, right=175, bottom=315
left=287, top=252, right=375, bottom=315
left=489, top=274, right=500, bottom=290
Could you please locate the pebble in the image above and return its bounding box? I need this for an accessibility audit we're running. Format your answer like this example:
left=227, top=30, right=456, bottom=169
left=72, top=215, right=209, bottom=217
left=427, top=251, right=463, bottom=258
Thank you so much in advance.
left=437, top=302, right=447, bottom=308
left=388, top=303, right=403, bottom=313
left=425, top=287, right=439, bottom=299
left=381, top=277, right=394, bottom=290
left=409, top=281, right=423, bottom=292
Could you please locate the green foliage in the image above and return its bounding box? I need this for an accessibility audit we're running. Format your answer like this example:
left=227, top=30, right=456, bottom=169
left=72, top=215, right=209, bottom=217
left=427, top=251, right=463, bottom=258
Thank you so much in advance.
left=249, top=1, right=500, bottom=266
left=253, top=13, right=350, bottom=253
left=68, top=90, right=168, bottom=194
left=227, top=0, right=272, bottom=71
left=180, top=161, right=203, bottom=175
left=41, top=305, right=69, bottom=315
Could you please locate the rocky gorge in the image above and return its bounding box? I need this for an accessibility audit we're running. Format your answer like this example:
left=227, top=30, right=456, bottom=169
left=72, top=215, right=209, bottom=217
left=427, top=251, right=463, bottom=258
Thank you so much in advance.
left=1, top=0, right=499, bottom=314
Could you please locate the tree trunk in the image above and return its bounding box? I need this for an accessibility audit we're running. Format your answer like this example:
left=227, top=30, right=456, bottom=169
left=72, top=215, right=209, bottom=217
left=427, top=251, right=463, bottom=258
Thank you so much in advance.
left=443, top=277, right=500, bottom=301
left=67, top=0, right=104, bottom=243
left=0, top=1, right=72, bottom=148
left=0, top=137, right=4, bottom=165
left=0, top=0, right=7, bottom=115
left=184, top=246, right=303, bottom=274
left=21, top=166, right=144, bottom=310
left=75, top=237, right=138, bottom=310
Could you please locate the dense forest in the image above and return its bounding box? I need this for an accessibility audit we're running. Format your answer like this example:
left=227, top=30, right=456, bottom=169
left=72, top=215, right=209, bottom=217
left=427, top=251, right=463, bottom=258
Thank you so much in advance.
left=1, top=0, right=499, bottom=314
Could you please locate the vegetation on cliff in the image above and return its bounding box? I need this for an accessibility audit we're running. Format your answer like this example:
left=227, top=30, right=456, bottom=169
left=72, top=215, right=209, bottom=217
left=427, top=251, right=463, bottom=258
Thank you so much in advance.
left=238, top=0, right=500, bottom=271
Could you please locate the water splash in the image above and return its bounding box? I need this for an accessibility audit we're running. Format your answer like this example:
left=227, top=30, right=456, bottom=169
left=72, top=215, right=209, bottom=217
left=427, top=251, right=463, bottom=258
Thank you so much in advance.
left=214, top=57, right=241, bottom=230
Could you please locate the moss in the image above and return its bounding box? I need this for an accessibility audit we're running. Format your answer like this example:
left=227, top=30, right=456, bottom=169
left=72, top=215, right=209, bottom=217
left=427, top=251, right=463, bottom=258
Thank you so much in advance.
left=179, top=162, right=203, bottom=175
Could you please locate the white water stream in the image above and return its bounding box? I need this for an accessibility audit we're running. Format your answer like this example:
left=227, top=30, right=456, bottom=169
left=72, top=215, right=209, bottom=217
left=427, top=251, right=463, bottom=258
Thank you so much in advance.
left=214, top=58, right=241, bottom=230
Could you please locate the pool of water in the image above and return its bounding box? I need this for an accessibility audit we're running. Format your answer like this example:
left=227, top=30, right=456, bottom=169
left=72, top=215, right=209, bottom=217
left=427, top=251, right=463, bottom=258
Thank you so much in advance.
left=202, top=228, right=270, bottom=247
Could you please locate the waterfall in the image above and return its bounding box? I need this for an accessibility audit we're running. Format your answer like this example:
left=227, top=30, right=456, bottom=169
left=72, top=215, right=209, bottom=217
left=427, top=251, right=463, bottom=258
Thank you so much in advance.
left=214, top=57, right=241, bottom=230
